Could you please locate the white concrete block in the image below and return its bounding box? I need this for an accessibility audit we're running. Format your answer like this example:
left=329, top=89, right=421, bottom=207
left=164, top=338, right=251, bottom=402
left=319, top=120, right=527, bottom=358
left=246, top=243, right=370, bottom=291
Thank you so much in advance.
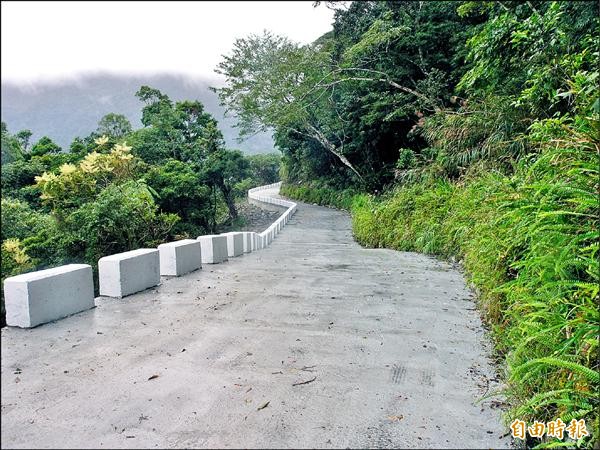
left=242, top=232, right=253, bottom=253
left=4, top=264, right=94, bottom=328
left=158, top=239, right=202, bottom=276
left=99, top=249, right=160, bottom=298
left=197, top=235, right=228, bottom=264
left=264, top=232, right=272, bottom=245
left=221, top=232, right=244, bottom=257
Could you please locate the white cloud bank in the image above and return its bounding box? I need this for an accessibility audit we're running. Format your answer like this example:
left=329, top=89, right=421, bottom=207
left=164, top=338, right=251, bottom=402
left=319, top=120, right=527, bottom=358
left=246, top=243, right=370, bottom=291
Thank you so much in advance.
left=1, top=1, right=335, bottom=85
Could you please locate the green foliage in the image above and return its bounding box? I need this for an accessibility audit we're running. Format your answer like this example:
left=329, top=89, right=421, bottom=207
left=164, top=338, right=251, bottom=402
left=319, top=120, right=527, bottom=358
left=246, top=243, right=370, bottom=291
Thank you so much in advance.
left=0, top=140, right=181, bottom=309
left=0, top=198, right=53, bottom=243
left=1, top=158, right=46, bottom=206
left=67, top=181, right=178, bottom=263
left=30, top=136, right=62, bottom=157
left=281, top=180, right=360, bottom=211
left=410, top=95, right=530, bottom=180
left=34, top=142, right=138, bottom=215
left=96, top=113, right=132, bottom=139
left=458, top=1, right=598, bottom=117
left=145, top=159, right=212, bottom=236
left=343, top=11, right=410, bottom=63
left=1, top=122, right=25, bottom=164
left=246, top=153, right=281, bottom=185
left=132, top=86, right=222, bottom=165
left=215, top=2, right=479, bottom=190
left=0, top=198, right=57, bottom=326
left=202, top=148, right=249, bottom=222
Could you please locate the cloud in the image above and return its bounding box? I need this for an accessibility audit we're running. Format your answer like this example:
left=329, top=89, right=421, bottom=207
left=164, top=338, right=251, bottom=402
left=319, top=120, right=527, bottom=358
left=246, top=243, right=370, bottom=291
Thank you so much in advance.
left=1, top=1, right=335, bottom=85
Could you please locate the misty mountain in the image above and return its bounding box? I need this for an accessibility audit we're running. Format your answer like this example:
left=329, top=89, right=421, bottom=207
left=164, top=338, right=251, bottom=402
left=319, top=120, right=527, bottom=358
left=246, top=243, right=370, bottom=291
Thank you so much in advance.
left=1, top=73, right=275, bottom=155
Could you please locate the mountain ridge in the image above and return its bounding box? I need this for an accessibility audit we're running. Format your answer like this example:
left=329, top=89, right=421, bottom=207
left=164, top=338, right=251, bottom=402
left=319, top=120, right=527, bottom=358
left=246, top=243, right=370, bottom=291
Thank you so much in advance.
left=1, top=73, right=275, bottom=154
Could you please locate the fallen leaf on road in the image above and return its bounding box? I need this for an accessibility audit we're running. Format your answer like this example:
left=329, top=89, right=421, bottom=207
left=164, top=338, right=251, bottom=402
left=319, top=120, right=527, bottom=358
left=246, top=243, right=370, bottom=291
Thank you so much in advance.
left=257, top=401, right=270, bottom=411
left=292, top=376, right=317, bottom=386
left=388, top=415, right=404, bottom=422
left=148, top=374, right=159, bottom=381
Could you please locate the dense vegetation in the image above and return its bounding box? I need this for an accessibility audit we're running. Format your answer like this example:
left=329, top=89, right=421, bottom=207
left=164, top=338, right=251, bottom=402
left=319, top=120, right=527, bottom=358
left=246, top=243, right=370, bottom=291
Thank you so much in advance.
left=1, top=87, right=280, bottom=324
left=215, top=1, right=599, bottom=447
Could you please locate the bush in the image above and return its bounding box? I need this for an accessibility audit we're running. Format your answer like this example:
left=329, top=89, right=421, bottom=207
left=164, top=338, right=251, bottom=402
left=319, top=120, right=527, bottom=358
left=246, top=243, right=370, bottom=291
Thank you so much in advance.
left=281, top=180, right=360, bottom=210
left=67, top=181, right=179, bottom=264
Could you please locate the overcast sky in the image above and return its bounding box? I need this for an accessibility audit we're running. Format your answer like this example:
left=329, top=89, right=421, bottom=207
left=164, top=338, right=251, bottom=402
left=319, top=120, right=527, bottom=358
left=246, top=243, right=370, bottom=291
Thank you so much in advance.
left=1, top=1, right=335, bottom=85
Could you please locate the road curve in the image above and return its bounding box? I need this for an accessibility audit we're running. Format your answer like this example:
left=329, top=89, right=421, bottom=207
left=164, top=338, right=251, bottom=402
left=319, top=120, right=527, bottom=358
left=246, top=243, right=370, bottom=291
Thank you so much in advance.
left=1, top=188, right=508, bottom=449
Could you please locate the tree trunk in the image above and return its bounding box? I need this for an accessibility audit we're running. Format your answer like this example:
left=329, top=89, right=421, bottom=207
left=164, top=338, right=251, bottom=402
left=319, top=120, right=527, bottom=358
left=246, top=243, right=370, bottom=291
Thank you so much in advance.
left=218, top=180, right=238, bottom=221
left=305, top=124, right=365, bottom=182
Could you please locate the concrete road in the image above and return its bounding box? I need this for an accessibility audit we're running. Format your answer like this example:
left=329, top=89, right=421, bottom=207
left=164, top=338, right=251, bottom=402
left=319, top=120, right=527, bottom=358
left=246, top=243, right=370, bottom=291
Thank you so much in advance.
left=1, top=190, right=509, bottom=449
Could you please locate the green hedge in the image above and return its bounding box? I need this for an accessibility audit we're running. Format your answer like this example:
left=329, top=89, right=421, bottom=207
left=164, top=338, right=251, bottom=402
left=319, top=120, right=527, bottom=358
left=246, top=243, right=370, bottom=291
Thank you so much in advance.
left=280, top=181, right=359, bottom=211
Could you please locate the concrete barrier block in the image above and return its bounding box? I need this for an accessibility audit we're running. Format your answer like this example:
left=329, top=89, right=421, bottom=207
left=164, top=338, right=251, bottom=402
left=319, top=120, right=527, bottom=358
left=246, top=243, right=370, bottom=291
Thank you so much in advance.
left=4, top=264, right=94, bottom=328
left=221, top=232, right=244, bottom=257
left=99, top=249, right=160, bottom=298
left=197, top=235, right=228, bottom=264
left=242, top=232, right=253, bottom=253
left=158, top=239, right=202, bottom=276
left=264, top=232, right=272, bottom=245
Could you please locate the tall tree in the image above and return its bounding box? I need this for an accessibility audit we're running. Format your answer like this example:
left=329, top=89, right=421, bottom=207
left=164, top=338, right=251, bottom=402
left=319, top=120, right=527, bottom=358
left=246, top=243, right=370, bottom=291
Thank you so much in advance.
left=96, top=113, right=132, bottom=139
left=30, top=136, right=61, bottom=157
left=202, top=149, right=248, bottom=222
left=214, top=2, right=473, bottom=189
left=132, top=86, right=223, bottom=164
left=1, top=123, right=24, bottom=164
